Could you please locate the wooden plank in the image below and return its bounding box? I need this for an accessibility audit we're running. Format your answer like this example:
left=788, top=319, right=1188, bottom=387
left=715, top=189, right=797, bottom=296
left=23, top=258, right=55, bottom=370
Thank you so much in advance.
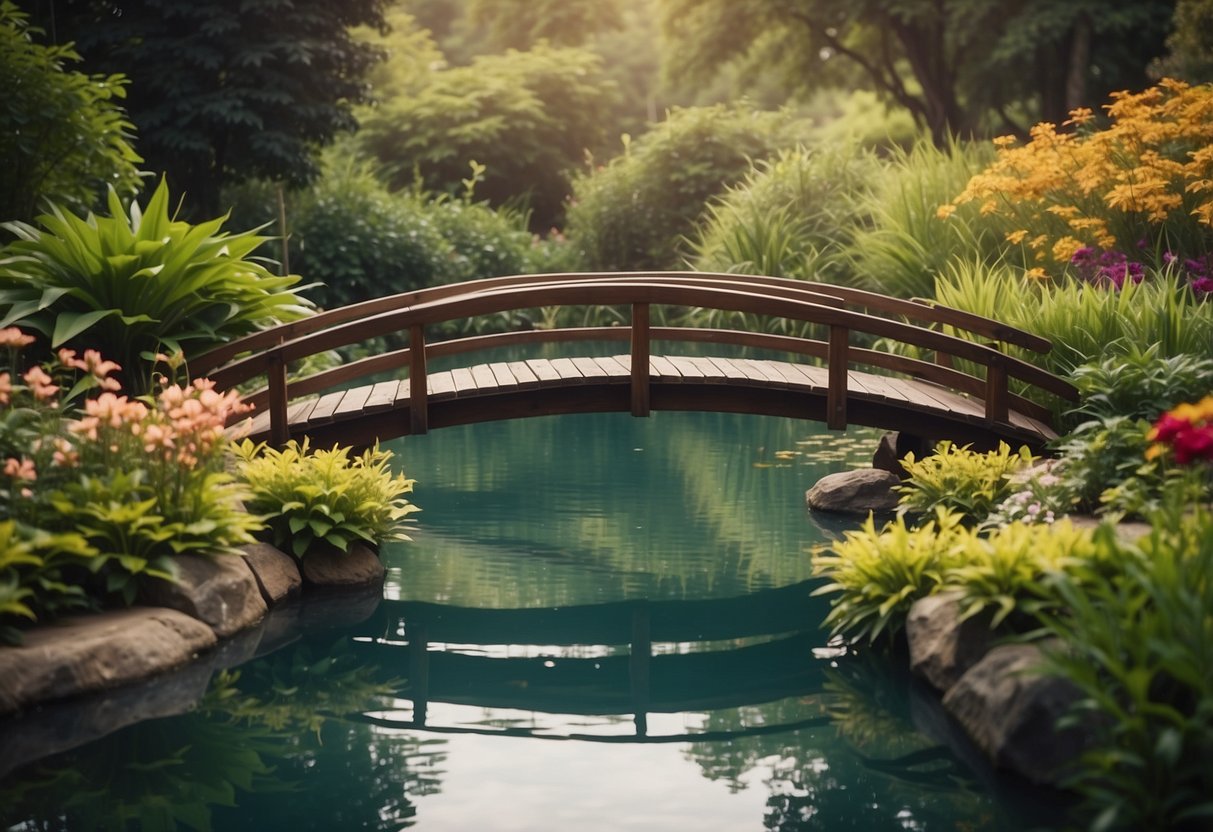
left=735, top=358, right=790, bottom=387
left=649, top=355, right=682, bottom=380
left=526, top=359, right=562, bottom=385
left=471, top=363, right=497, bottom=390
left=333, top=385, right=373, bottom=419
left=760, top=359, right=813, bottom=389
left=780, top=362, right=829, bottom=389
left=286, top=398, right=317, bottom=428
left=505, top=360, right=540, bottom=389
left=308, top=389, right=347, bottom=423
left=364, top=381, right=400, bottom=413
left=703, top=356, right=753, bottom=384
left=667, top=355, right=707, bottom=379
left=427, top=371, right=458, bottom=401
left=846, top=371, right=874, bottom=396
left=571, top=356, right=609, bottom=380
left=488, top=362, right=520, bottom=392
left=451, top=367, right=478, bottom=395
left=549, top=357, right=587, bottom=383
left=849, top=374, right=902, bottom=403
left=592, top=355, right=631, bottom=381
left=678, top=355, right=727, bottom=383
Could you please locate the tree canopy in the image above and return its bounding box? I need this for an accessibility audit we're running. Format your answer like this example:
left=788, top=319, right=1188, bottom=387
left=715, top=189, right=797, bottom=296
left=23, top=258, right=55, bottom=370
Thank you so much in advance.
left=30, top=0, right=388, bottom=217
left=659, top=0, right=1175, bottom=143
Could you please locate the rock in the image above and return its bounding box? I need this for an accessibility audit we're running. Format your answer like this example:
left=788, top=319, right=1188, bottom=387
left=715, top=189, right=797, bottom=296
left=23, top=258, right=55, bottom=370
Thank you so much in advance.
left=0, top=607, right=217, bottom=715
left=806, top=468, right=901, bottom=515
left=242, top=542, right=302, bottom=606
left=140, top=553, right=268, bottom=638
left=942, top=642, right=1090, bottom=785
left=872, top=432, right=933, bottom=479
left=906, top=591, right=993, bottom=692
left=300, top=541, right=385, bottom=587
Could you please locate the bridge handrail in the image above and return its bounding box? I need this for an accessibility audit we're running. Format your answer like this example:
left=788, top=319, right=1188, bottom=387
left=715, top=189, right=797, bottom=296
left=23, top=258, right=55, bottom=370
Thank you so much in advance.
left=194, top=272, right=1077, bottom=444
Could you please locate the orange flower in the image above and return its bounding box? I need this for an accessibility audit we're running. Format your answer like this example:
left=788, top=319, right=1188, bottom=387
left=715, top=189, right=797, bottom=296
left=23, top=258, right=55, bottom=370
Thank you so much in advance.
left=22, top=366, right=58, bottom=402
left=0, top=328, right=35, bottom=349
left=3, top=457, right=36, bottom=482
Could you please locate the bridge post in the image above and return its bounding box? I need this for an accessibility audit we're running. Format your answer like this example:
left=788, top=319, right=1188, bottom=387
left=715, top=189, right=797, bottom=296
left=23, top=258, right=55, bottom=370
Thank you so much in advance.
left=267, top=352, right=290, bottom=447
left=630, top=302, right=651, bottom=417
left=409, top=324, right=429, bottom=435
left=984, top=349, right=1009, bottom=424
left=827, top=325, right=849, bottom=430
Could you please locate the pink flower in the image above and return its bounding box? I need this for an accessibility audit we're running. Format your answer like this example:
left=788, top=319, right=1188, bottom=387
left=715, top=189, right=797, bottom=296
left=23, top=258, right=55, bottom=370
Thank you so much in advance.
left=0, top=372, right=10, bottom=406
left=22, top=366, right=58, bottom=402
left=80, top=349, right=121, bottom=380
left=0, top=328, right=35, bottom=348
left=3, top=457, right=36, bottom=481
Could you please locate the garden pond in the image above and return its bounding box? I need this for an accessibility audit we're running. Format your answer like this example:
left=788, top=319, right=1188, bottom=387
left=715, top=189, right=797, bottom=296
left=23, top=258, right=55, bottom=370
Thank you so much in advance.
left=0, top=411, right=1065, bottom=831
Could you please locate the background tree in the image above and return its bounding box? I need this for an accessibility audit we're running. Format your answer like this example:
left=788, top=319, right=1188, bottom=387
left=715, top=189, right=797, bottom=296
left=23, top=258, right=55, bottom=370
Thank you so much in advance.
left=28, top=0, right=388, bottom=218
left=1151, top=0, right=1213, bottom=82
left=659, top=0, right=1174, bottom=143
left=0, top=1, right=141, bottom=225
left=355, top=43, right=620, bottom=230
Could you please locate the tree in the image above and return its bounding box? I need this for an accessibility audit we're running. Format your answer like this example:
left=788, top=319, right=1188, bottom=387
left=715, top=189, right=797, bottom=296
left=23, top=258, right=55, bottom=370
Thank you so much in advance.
left=0, top=1, right=141, bottom=224
left=659, top=0, right=1175, bottom=144
left=1151, top=0, right=1213, bottom=82
left=465, top=0, right=623, bottom=51
left=356, top=43, right=620, bottom=230
left=31, top=0, right=388, bottom=217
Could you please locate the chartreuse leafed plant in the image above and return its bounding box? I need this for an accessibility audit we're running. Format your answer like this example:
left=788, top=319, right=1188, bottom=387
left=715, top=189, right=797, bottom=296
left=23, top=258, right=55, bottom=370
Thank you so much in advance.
left=0, top=178, right=313, bottom=393
left=235, top=438, right=419, bottom=558
left=1038, top=496, right=1213, bottom=832
left=810, top=508, right=967, bottom=643
left=896, top=441, right=1035, bottom=524
left=938, top=78, right=1213, bottom=281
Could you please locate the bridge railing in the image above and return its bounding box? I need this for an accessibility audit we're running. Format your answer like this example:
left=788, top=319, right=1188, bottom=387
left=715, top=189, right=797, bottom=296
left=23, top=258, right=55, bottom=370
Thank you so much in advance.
left=191, top=272, right=1078, bottom=445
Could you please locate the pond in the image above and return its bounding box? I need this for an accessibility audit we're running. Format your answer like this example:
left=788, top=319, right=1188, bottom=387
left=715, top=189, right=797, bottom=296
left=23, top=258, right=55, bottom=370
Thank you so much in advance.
left=0, top=411, right=1062, bottom=831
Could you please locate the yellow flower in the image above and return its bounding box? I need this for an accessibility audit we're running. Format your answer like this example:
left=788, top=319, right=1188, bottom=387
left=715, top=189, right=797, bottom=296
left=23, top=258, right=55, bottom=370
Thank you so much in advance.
left=1064, top=107, right=1095, bottom=127
left=935, top=203, right=957, bottom=220
left=1005, top=229, right=1029, bottom=245
left=1025, top=267, right=1049, bottom=280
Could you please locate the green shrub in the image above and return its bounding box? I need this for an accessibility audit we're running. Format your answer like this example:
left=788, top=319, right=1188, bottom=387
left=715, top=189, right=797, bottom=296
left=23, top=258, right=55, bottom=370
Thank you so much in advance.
left=1068, top=346, right=1213, bottom=424
left=896, top=441, right=1036, bottom=524
left=847, top=139, right=1006, bottom=298
left=234, top=439, right=419, bottom=557
left=1052, top=416, right=1174, bottom=517
left=1038, top=494, right=1213, bottom=831
left=686, top=144, right=880, bottom=283
left=0, top=1, right=141, bottom=225
left=565, top=104, right=808, bottom=271
left=811, top=509, right=967, bottom=643
left=0, top=179, right=313, bottom=392
left=428, top=196, right=535, bottom=283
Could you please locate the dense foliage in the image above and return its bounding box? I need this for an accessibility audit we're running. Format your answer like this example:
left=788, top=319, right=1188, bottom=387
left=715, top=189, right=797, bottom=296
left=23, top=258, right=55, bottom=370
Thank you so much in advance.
left=0, top=1, right=141, bottom=225
left=33, top=0, right=389, bottom=218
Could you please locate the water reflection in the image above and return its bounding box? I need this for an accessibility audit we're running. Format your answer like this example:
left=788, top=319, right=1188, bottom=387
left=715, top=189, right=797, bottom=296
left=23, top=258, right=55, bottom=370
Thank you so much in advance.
left=1, top=413, right=1064, bottom=831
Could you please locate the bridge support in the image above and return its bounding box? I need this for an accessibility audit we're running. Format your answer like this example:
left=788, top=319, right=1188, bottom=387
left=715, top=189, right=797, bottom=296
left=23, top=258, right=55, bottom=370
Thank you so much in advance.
left=827, top=325, right=848, bottom=430
left=630, top=303, right=651, bottom=417
left=409, top=324, right=429, bottom=435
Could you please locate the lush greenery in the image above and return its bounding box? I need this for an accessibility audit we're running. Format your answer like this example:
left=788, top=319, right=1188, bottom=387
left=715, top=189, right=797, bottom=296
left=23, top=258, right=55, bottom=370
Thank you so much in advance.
left=0, top=1, right=142, bottom=226
left=0, top=179, right=313, bottom=393
left=235, top=438, right=419, bottom=558
left=895, top=441, right=1036, bottom=524
left=29, top=0, right=389, bottom=218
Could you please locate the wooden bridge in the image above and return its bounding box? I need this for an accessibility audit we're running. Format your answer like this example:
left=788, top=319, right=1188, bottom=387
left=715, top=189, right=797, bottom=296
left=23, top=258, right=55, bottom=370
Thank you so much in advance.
left=194, top=272, right=1078, bottom=449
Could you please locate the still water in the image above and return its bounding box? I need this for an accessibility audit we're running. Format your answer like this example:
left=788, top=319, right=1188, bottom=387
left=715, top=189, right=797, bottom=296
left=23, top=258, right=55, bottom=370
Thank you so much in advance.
left=1, top=412, right=1058, bottom=831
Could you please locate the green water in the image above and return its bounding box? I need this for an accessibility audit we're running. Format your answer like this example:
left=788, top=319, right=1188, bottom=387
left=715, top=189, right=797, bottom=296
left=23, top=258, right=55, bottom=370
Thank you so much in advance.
left=0, top=412, right=1061, bottom=831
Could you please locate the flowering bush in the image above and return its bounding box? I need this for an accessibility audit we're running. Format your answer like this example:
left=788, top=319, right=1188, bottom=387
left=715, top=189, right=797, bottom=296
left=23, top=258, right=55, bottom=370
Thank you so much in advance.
left=938, top=78, right=1213, bottom=281
left=1147, top=395, right=1213, bottom=464
left=0, top=327, right=260, bottom=637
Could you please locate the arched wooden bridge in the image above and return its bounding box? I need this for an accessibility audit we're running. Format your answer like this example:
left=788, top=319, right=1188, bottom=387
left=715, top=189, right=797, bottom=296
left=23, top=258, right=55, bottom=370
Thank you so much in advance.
left=194, top=272, right=1078, bottom=449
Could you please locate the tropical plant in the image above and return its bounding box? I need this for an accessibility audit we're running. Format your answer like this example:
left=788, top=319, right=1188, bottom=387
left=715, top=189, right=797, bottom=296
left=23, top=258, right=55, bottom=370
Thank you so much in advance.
left=896, top=441, right=1036, bottom=524
left=0, top=179, right=313, bottom=392
left=565, top=103, right=809, bottom=271
left=0, top=1, right=141, bottom=225
left=810, top=508, right=968, bottom=643
left=234, top=438, right=419, bottom=557
left=1037, top=493, right=1213, bottom=831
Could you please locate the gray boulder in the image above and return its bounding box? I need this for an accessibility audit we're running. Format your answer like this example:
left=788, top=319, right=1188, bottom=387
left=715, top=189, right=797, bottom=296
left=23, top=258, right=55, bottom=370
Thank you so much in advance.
left=906, top=591, right=993, bottom=692
left=140, top=553, right=268, bottom=637
left=0, top=607, right=217, bottom=715
left=300, top=541, right=385, bottom=587
left=242, top=542, right=303, bottom=605
left=806, top=468, right=900, bottom=514
left=942, top=642, right=1090, bottom=785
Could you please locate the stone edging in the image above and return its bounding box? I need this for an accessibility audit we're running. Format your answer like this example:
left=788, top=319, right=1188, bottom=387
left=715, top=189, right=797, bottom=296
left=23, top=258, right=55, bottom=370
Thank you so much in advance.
left=0, top=540, right=385, bottom=718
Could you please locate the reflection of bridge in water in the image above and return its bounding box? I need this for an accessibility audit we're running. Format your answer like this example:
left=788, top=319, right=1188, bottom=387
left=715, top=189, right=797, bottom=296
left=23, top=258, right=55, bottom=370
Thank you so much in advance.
left=347, top=581, right=834, bottom=743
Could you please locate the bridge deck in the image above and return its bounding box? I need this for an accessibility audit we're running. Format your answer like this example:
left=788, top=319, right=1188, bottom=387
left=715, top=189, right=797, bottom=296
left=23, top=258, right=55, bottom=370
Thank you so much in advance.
left=236, top=353, right=1058, bottom=448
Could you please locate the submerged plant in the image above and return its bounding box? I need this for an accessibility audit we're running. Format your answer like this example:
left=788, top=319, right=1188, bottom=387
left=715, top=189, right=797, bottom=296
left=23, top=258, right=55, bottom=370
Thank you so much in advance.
left=235, top=438, right=419, bottom=557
